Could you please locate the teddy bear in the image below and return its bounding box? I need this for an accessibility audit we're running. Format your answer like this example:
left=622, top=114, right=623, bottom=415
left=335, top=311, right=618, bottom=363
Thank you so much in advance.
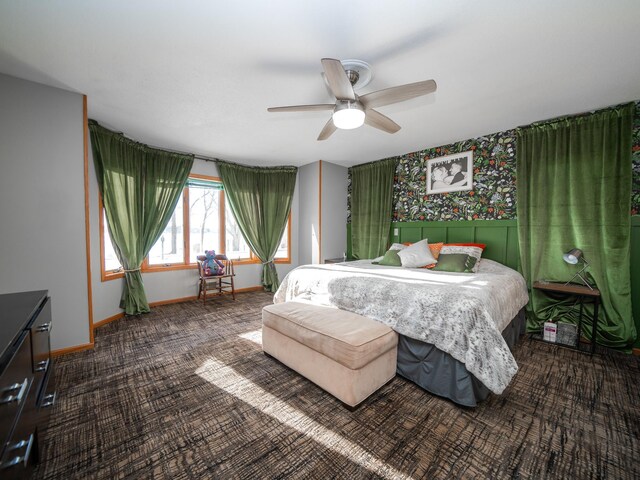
left=202, top=250, right=225, bottom=276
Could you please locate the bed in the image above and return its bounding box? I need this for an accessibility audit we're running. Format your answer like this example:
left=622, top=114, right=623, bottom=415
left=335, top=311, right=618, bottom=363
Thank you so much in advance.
left=273, top=258, right=529, bottom=406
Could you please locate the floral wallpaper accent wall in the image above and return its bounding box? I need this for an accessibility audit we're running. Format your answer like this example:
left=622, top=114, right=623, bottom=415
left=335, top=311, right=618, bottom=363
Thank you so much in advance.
left=348, top=100, right=640, bottom=221
left=631, top=100, right=640, bottom=215
left=393, top=130, right=517, bottom=222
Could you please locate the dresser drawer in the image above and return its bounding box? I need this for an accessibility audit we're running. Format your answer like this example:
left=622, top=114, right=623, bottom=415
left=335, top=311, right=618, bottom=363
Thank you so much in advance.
left=0, top=332, right=33, bottom=452
left=0, top=380, right=39, bottom=480
left=36, top=362, right=56, bottom=429
left=29, top=297, right=52, bottom=399
left=0, top=426, right=38, bottom=480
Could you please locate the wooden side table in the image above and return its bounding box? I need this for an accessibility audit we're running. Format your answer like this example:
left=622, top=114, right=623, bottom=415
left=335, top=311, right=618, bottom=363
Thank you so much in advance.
left=533, top=281, right=601, bottom=354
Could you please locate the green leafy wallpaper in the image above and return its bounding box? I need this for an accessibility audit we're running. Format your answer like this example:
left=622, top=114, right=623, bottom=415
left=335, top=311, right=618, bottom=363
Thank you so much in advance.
left=392, top=131, right=516, bottom=222
left=632, top=100, right=640, bottom=215
left=348, top=100, right=640, bottom=221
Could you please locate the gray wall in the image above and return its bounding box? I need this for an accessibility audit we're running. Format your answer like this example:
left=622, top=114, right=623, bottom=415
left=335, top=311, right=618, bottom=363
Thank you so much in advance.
left=0, top=74, right=90, bottom=350
left=298, top=162, right=320, bottom=265
left=320, top=161, right=348, bottom=261
left=89, top=156, right=300, bottom=324
left=297, top=160, right=348, bottom=265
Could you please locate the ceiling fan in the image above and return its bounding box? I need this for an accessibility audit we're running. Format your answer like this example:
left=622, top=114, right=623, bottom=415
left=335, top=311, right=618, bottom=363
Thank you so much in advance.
left=267, top=58, right=437, bottom=141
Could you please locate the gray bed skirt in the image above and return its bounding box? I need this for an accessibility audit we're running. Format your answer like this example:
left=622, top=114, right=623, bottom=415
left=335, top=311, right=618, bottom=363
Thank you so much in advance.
left=396, top=308, right=526, bottom=407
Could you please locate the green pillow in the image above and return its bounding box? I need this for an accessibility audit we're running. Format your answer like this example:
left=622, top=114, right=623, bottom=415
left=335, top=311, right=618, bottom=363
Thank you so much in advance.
left=377, top=249, right=402, bottom=266
left=432, top=253, right=477, bottom=273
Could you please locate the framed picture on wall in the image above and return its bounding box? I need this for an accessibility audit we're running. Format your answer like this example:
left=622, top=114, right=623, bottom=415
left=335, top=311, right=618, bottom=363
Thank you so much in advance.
left=426, top=150, right=474, bottom=194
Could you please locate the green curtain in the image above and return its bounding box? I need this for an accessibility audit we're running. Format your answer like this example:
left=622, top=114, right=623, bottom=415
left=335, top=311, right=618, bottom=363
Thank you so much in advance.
left=350, top=158, right=396, bottom=259
left=516, top=103, right=636, bottom=348
left=89, top=120, right=194, bottom=314
left=216, top=161, right=297, bottom=292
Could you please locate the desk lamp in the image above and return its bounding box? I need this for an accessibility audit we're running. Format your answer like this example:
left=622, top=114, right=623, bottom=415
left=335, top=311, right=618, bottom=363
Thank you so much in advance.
left=563, top=248, right=593, bottom=290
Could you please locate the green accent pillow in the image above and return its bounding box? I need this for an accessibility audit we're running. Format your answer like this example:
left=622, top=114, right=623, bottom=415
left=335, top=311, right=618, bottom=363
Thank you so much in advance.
left=432, top=253, right=477, bottom=273
left=376, top=249, right=402, bottom=266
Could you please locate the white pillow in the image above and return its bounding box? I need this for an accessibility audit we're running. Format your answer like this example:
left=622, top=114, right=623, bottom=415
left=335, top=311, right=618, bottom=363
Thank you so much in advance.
left=397, top=239, right=438, bottom=268
left=371, top=255, right=384, bottom=263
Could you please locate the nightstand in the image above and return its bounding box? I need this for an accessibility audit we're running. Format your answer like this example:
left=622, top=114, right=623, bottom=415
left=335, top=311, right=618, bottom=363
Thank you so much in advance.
left=324, top=257, right=348, bottom=264
left=532, top=281, right=601, bottom=354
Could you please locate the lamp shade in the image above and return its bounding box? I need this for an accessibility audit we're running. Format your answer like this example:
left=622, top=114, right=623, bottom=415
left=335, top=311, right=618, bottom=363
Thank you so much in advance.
left=332, top=101, right=365, bottom=130
left=563, top=248, right=583, bottom=265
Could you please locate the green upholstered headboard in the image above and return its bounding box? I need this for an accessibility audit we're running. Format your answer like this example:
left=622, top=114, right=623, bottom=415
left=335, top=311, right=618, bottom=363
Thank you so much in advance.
left=347, top=219, right=520, bottom=271
left=391, top=219, right=520, bottom=271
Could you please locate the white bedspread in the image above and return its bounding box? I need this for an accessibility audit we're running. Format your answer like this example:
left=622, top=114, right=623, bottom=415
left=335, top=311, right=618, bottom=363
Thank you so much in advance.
left=273, top=259, right=529, bottom=394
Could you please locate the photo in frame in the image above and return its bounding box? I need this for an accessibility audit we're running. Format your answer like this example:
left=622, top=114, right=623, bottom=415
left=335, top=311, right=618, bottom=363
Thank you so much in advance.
left=426, top=151, right=474, bottom=194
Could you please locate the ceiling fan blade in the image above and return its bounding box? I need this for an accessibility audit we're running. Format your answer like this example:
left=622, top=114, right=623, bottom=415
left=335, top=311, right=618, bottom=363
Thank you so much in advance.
left=360, top=79, right=437, bottom=109
left=321, top=58, right=356, bottom=101
left=317, top=117, right=337, bottom=141
left=365, top=109, right=401, bottom=134
left=267, top=104, right=335, bottom=113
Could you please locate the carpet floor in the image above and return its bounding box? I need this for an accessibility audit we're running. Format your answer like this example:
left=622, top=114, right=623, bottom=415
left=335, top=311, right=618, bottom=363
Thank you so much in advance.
left=33, top=292, right=640, bottom=479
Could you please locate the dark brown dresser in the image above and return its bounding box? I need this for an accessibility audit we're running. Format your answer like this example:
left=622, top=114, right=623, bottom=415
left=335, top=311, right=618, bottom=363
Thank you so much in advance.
left=0, top=290, right=55, bottom=478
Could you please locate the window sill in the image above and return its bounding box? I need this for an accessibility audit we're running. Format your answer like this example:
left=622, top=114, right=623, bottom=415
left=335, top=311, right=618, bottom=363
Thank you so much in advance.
left=101, top=271, right=124, bottom=282
left=231, top=258, right=260, bottom=266
left=101, top=257, right=290, bottom=281
left=101, top=264, right=197, bottom=281
left=143, top=264, right=198, bottom=273
left=231, top=258, right=291, bottom=265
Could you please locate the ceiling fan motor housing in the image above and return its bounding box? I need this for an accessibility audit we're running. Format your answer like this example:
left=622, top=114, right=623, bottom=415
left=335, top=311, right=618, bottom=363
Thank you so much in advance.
left=345, top=69, right=360, bottom=86
left=340, top=59, right=373, bottom=89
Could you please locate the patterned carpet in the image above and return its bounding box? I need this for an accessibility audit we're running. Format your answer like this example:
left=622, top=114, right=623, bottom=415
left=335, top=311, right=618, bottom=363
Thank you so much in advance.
left=33, top=292, right=639, bottom=479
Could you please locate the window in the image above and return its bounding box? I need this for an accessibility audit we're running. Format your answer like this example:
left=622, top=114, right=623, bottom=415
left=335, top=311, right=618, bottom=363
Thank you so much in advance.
left=224, top=203, right=252, bottom=260
left=101, top=210, right=122, bottom=273
left=147, top=192, right=185, bottom=266
left=100, top=174, right=291, bottom=280
left=274, top=224, right=290, bottom=261
left=188, top=186, right=222, bottom=263
left=223, top=203, right=291, bottom=262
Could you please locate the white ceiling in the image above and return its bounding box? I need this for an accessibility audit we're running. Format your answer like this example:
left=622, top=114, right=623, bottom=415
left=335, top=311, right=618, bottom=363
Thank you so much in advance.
left=1, top=1, right=639, bottom=167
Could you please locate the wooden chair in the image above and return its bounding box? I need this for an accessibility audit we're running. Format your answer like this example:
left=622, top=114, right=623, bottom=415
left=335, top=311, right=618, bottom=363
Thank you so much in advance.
left=197, top=254, right=236, bottom=304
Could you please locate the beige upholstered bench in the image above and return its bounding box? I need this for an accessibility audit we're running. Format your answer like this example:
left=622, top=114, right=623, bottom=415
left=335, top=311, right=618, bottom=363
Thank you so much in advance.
left=262, top=302, right=398, bottom=408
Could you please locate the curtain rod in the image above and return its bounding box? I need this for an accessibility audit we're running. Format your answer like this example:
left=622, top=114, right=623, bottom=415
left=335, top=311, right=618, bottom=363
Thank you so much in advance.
left=91, top=120, right=296, bottom=167
left=194, top=155, right=218, bottom=163
left=516, top=101, right=634, bottom=129
left=89, top=119, right=297, bottom=168
left=144, top=143, right=219, bottom=163
left=89, top=119, right=221, bottom=163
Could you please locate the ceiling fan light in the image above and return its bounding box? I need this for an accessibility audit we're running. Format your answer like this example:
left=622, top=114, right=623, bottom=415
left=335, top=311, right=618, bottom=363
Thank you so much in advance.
left=332, top=102, right=365, bottom=130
